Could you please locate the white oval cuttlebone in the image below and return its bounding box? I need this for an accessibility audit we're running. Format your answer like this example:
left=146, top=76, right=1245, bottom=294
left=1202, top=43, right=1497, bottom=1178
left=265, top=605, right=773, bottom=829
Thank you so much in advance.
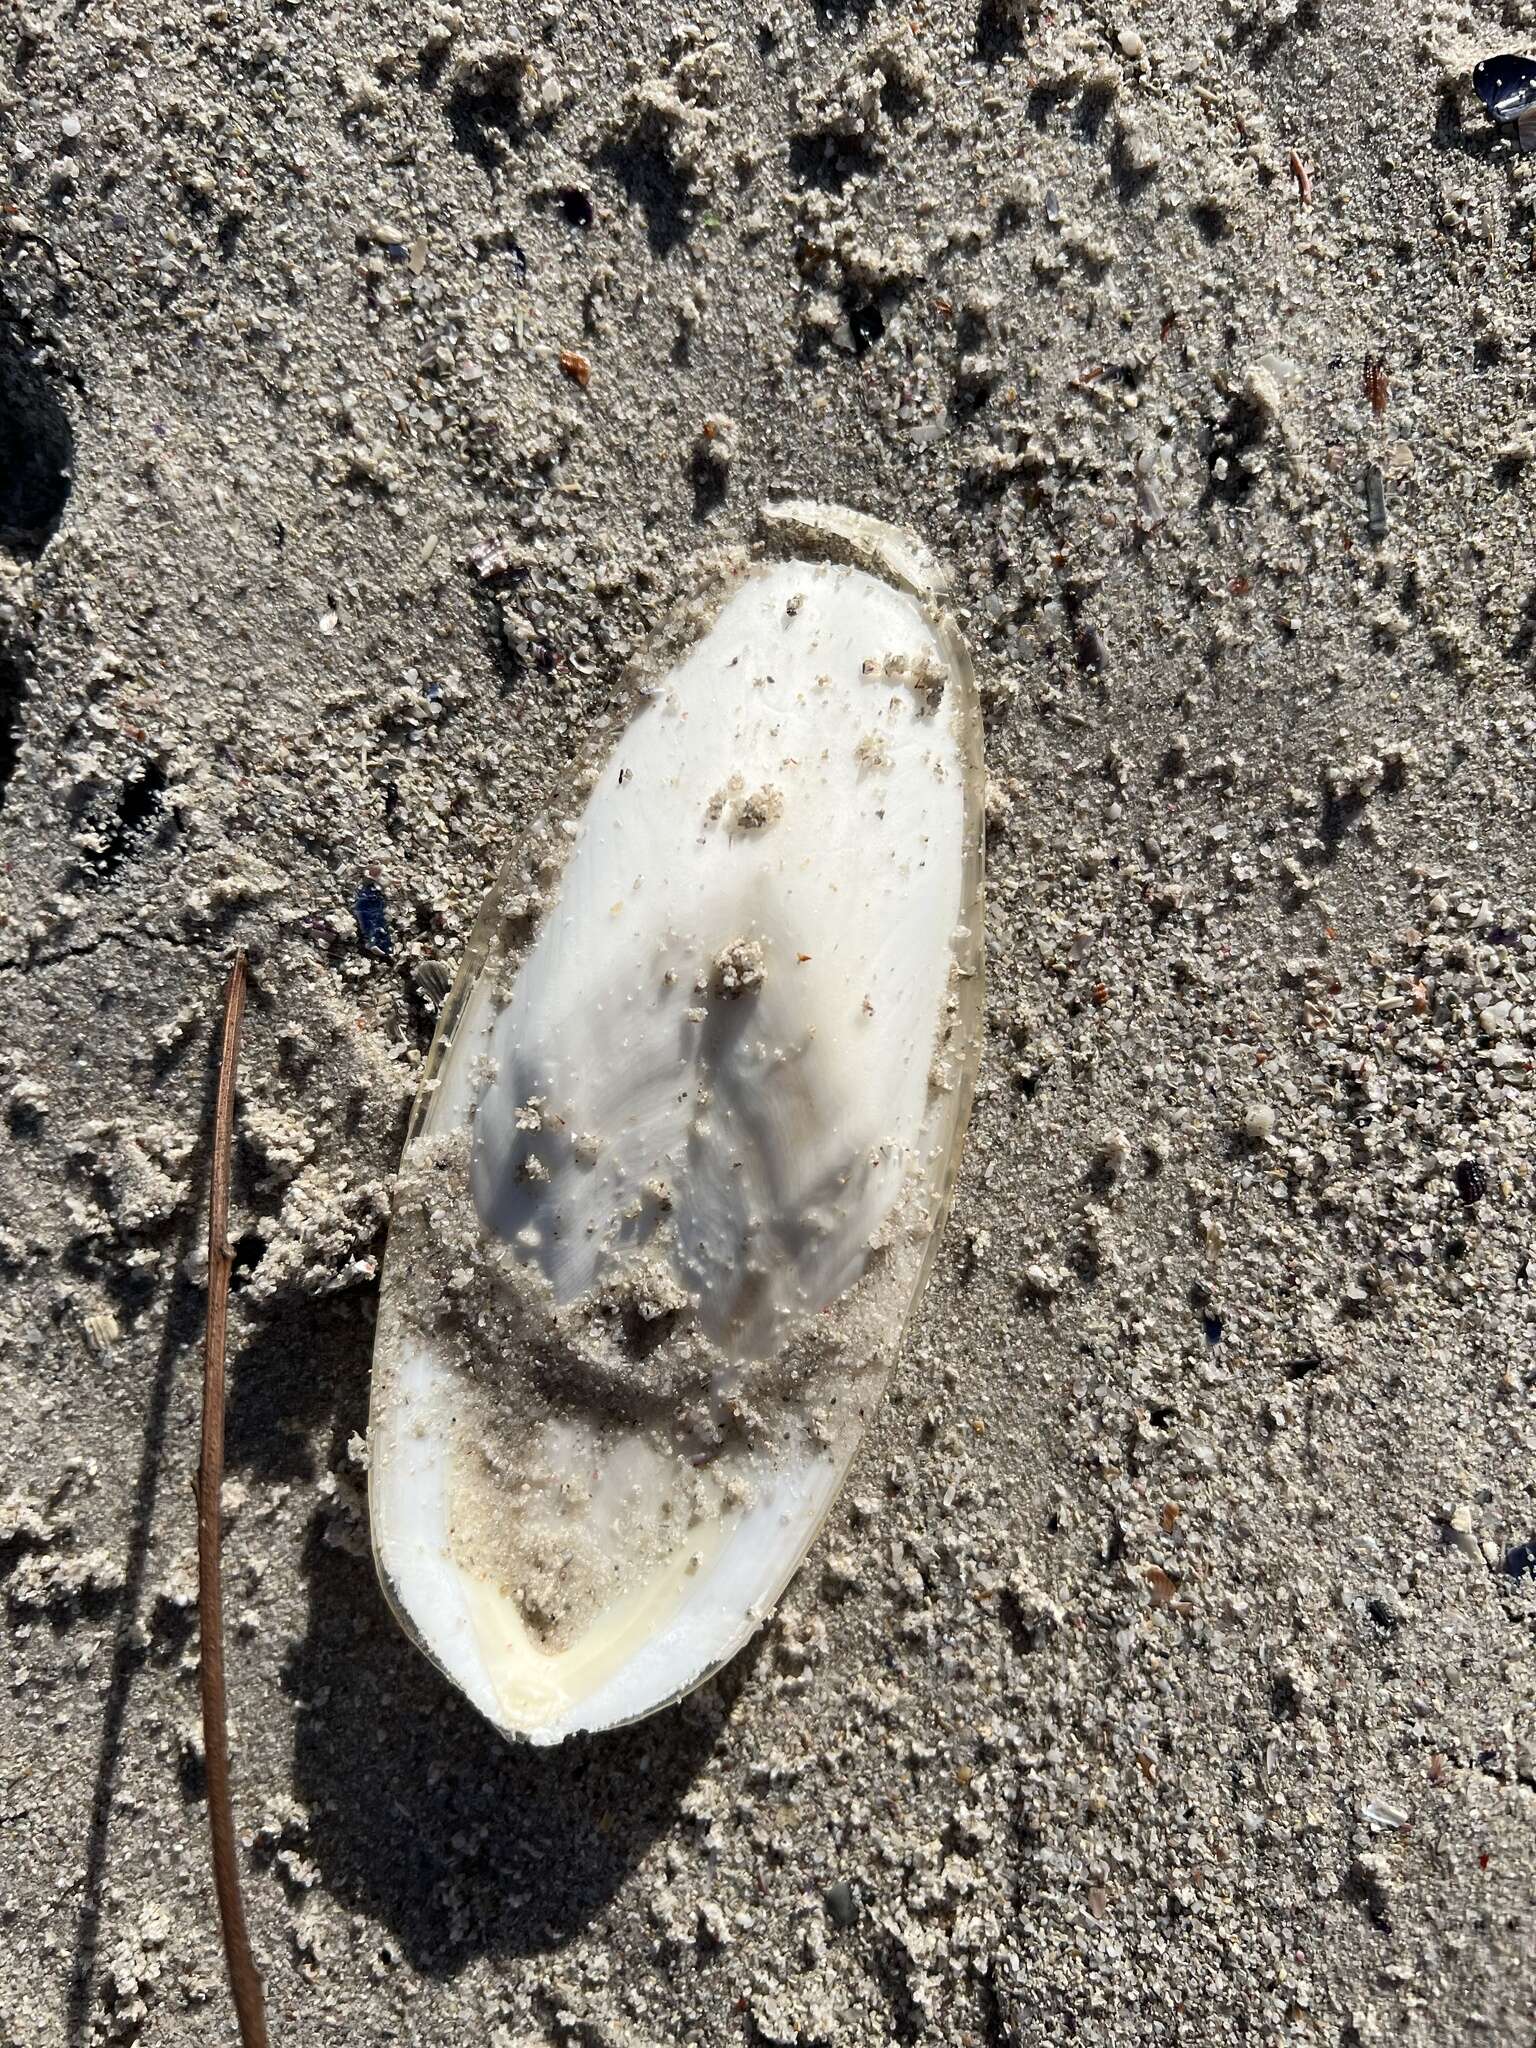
left=368, top=502, right=985, bottom=1744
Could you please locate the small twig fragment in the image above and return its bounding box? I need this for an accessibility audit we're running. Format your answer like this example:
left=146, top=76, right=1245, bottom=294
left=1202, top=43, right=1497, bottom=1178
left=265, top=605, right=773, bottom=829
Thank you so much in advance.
left=1288, top=149, right=1312, bottom=204
left=197, top=951, right=269, bottom=2048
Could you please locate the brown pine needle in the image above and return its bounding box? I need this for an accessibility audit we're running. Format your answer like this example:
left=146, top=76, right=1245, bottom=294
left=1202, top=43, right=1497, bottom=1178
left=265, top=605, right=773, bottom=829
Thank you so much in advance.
left=196, top=950, right=270, bottom=2048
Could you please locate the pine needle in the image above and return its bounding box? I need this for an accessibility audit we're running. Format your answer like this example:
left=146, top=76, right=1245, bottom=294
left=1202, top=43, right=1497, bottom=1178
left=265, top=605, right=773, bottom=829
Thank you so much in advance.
left=196, top=950, right=269, bottom=2048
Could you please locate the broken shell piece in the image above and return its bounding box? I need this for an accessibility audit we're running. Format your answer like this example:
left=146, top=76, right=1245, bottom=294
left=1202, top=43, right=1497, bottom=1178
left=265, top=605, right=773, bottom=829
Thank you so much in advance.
left=369, top=502, right=985, bottom=1744
left=1473, top=51, right=1536, bottom=127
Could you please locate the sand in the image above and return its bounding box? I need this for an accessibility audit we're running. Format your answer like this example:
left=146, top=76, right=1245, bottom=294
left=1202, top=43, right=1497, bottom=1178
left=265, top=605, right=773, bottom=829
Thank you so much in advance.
left=3, top=0, right=1536, bottom=2039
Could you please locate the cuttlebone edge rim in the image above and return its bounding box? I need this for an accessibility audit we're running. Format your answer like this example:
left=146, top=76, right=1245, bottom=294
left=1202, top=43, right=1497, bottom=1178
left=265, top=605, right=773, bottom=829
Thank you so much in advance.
left=756, top=498, right=949, bottom=603
left=368, top=501, right=987, bottom=1745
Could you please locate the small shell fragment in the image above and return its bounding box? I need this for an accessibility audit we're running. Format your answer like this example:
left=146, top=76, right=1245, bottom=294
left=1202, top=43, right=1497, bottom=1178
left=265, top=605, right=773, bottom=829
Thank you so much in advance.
left=1364, top=462, right=1387, bottom=540
left=83, top=1310, right=120, bottom=1355
left=1360, top=1794, right=1410, bottom=1831
left=368, top=503, right=985, bottom=1744
left=1472, top=51, right=1536, bottom=126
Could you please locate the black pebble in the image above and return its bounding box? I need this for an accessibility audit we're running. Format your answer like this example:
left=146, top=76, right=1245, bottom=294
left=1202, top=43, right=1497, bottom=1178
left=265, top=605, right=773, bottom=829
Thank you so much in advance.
left=849, top=301, right=884, bottom=356
left=558, top=187, right=594, bottom=229
left=1454, top=1158, right=1489, bottom=1205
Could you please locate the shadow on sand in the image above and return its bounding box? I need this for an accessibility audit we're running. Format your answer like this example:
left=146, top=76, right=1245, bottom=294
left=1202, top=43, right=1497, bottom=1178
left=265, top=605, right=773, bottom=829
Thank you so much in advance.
left=234, top=1286, right=747, bottom=1972
left=66, top=1039, right=220, bottom=2042
left=287, top=1527, right=743, bottom=1969
left=69, top=1062, right=741, bottom=2029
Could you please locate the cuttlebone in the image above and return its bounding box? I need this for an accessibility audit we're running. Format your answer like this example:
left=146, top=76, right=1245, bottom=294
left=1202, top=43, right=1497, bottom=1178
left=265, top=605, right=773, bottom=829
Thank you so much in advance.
left=368, top=502, right=985, bottom=1744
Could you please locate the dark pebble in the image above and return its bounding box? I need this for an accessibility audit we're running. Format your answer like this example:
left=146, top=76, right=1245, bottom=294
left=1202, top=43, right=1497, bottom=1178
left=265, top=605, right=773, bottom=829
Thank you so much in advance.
left=825, top=1878, right=858, bottom=1929
left=1454, top=1158, right=1489, bottom=1205
left=1077, top=625, right=1107, bottom=670
left=849, top=301, right=884, bottom=356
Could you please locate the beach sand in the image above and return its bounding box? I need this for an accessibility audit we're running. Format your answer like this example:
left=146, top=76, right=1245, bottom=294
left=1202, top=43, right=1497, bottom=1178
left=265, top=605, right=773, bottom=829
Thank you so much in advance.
left=3, top=0, right=1536, bottom=2039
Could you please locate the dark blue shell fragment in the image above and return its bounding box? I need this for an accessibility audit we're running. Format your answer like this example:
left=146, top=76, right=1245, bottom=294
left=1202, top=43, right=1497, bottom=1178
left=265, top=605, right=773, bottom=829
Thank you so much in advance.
left=1473, top=51, right=1536, bottom=123
left=354, top=880, right=393, bottom=956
